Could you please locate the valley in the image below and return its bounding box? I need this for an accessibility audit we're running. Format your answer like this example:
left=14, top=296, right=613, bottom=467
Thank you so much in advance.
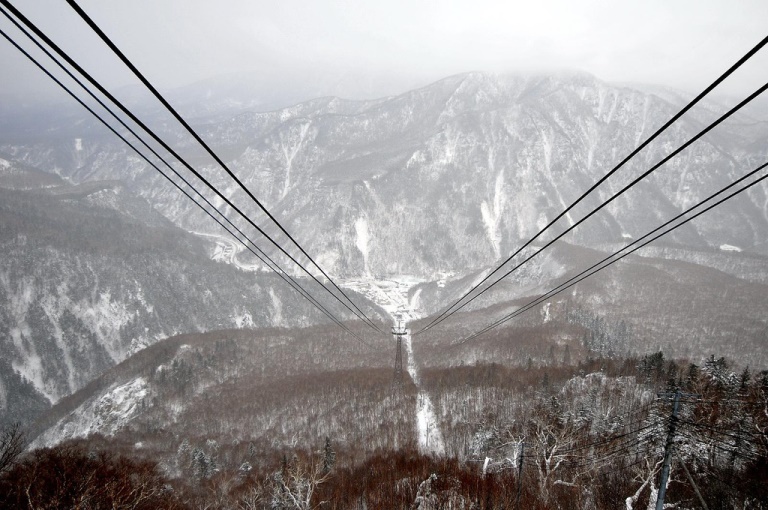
left=1, top=67, right=767, bottom=508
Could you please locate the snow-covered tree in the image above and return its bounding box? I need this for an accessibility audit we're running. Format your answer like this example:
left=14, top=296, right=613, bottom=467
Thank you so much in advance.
left=269, top=455, right=329, bottom=509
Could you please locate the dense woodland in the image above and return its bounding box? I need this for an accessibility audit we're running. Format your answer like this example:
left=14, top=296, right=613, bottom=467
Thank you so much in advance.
left=2, top=334, right=766, bottom=509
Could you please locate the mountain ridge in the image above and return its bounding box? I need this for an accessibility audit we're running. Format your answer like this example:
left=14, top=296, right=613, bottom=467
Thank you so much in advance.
left=5, top=70, right=764, bottom=280
left=3, top=69, right=768, bottom=432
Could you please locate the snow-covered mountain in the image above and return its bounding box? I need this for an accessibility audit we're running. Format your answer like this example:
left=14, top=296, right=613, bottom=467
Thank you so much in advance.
left=0, top=157, right=383, bottom=429
left=3, top=71, right=767, bottom=281
left=3, top=70, right=768, bottom=432
left=3, top=71, right=768, bottom=510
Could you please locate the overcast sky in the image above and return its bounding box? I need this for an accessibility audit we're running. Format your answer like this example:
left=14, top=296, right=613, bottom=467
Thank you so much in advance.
left=1, top=0, right=766, bottom=106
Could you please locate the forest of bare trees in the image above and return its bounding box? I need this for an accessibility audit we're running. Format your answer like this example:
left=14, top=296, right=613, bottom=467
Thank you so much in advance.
left=3, top=343, right=766, bottom=509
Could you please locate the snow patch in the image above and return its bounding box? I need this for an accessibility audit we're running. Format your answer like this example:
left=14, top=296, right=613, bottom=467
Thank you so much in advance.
left=354, top=216, right=371, bottom=276
left=0, top=377, right=6, bottom=410
left=480, top=169, right=505, bottom=259
left=542, top=302, right=551, bottom=323
left=405, top=332, right=445, bottom=456
left=74, top=138, right=82, bottom=151
left=280, top=122, right=310, bottom=199
left=212, top=240, right=235, bottom=263
left=316, top=250, right=340, bottom=273
left=75, top=291, right=134, bottom=360
left=409, top=288, right=423, bottom=314
left=234, top=310, right=255, bottom=328
left=719, top=244, right=742, bottom=252
left=268, top=288, right=283, bottom=326
left=435, top=271, right=455, bottom=288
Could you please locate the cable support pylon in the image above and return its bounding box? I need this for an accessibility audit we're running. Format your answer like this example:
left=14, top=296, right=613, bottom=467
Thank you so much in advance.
left=391, top=320, right=408, bottom=386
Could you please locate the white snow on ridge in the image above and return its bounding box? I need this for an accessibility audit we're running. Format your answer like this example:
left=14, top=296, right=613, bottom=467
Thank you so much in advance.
left=719, top=244, right=742, bottom=252
left=35, top=378, right=148, bottom=448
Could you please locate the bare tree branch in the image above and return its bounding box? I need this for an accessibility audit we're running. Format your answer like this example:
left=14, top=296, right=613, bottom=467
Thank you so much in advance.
left=0, top=423, right=25, bottom=474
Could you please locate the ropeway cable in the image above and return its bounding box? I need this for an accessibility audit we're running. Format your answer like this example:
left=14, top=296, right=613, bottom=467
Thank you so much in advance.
left=0, top=0, right=383, bottom=333
left=418, top=35, right=768, bottom=334
left=0, top=24, right=375, bottom=348
left=458, top=157, right=768, bottom=344
left=63, top=0, right=382, bottom=334
left=424, top=79, right=768, bottom=338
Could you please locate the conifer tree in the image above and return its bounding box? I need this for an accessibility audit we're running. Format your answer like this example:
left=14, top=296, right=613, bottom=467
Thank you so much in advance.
left=322, top=437, right=336, bottom=473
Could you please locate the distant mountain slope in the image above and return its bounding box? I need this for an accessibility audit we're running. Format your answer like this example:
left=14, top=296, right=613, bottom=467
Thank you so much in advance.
left=0, top=158, right=383, bottom=429
left=3, top=71, right=767, bottom=279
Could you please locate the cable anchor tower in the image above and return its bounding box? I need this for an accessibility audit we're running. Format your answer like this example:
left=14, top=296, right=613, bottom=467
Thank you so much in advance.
left=391, top=319, right=408, bottom=386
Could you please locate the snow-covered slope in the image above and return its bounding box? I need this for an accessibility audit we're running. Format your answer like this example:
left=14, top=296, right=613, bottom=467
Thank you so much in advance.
left=4, top=72, right=767, bottom=280
left=3, top=71, right=768, bottom=431
left=0, top=160, right=382, bottom=429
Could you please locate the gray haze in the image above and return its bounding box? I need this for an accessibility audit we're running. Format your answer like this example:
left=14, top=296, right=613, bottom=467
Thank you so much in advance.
left=1, top=0, right=767, bottom=107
